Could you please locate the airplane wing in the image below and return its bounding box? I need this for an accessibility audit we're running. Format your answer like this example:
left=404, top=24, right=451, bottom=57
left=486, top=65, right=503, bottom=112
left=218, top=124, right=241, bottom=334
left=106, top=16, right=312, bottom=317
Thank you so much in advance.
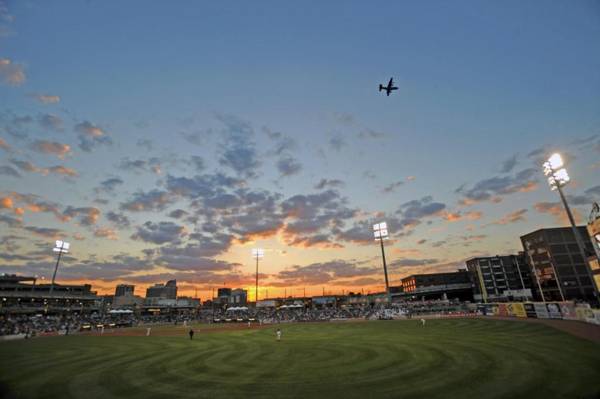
left=388, top=77, right=393, bottom=87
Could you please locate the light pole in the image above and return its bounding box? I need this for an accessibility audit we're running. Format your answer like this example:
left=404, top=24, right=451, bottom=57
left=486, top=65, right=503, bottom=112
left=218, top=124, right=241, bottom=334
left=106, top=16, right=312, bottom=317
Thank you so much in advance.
left=373, top=222, right=391, bottom=304
left=252, top=248, right=264, bottom=305
left=50, top=240, right=69, bottom=296
left=543, top=153, right=599, bottom=299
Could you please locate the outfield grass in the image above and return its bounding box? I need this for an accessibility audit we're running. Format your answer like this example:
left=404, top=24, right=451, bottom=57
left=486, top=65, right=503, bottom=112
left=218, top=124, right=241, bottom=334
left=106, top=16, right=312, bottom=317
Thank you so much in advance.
left=0, top=318, right=599, bottom=399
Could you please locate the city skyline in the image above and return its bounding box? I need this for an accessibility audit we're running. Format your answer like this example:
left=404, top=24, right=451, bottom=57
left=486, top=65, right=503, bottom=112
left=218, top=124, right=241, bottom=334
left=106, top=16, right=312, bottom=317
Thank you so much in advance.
left=1, top=1, right=600, bottom=299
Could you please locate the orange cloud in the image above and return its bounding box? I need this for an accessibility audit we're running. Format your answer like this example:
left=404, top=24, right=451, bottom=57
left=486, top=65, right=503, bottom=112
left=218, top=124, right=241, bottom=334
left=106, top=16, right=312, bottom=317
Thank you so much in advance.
left=30, top=140, right=71, bottom=159
left=31, top=93, right=61, bottom=104
left=0, top=196, right=13, bottom=209
left=0, top=58, right=26, bottom=86
left=94, top=227, right=118, bottom=240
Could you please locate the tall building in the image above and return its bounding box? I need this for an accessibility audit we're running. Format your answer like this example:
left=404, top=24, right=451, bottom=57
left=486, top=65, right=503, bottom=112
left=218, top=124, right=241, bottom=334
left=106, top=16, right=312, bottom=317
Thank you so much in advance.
left=115, top=284, right=135, bottom=297
left=229, top=288, right=248, bottom=305
left=520, top=227, right=598, bottom=302
left=587, top=203, right=600, bottom=291
left=146, top=280, right=177, bottom=299
left=466, top=254, right=533, bottom=302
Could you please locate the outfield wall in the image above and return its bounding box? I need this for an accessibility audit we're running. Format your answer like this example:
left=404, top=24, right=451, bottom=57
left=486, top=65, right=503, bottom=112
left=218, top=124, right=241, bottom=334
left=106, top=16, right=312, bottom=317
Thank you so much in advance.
left=479, top=302, right=600, bottom=325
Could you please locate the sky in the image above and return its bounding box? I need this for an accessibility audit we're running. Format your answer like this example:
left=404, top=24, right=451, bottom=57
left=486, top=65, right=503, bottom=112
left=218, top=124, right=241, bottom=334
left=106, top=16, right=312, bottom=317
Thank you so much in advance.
left=1, top=1, right=599, bottom=300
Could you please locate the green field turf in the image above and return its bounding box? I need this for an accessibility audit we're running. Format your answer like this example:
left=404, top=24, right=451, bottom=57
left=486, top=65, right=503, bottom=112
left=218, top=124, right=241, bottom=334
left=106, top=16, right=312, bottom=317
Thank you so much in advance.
left=1, top=318, right=599, bottom=399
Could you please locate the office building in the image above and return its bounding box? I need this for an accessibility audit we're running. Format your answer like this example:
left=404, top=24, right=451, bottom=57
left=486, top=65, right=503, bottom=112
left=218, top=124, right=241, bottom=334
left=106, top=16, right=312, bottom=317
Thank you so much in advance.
left=146, top=280, right=177, bottom=299
left=115, top=284, right=135, bottom=297
left=520, top=227, right=597, bottom=301
left=466, top=254, right=533, bottom=302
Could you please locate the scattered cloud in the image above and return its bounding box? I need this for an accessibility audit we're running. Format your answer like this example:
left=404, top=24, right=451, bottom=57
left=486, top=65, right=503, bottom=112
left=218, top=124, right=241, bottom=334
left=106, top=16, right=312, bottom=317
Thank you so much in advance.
left=131, top=221, right=187, bottom=245
left=457, top=168, right=539, bottom=205
left=489, top=209, right=528, bottom=225
left=499, top=154, right=518, bottom=173
left=0, top=58, right=25, bottom=86
left=74, top=121, right=112, bottom=151
left=38, top=113, right=64, bottom=131
left=314, top=178, right=345, bottom=190
left=30, top=93, right=61, bottom=104
left=276, top=155, right=302, bottom=177
left=382, top=181, right=404, bottom=194
left=30, top=140, right=71, bottom=159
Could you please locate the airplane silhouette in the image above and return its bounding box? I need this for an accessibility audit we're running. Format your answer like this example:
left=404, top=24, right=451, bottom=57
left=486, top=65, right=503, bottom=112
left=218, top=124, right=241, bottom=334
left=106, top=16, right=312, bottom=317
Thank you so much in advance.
left=379, top=77, right=398, bottom=96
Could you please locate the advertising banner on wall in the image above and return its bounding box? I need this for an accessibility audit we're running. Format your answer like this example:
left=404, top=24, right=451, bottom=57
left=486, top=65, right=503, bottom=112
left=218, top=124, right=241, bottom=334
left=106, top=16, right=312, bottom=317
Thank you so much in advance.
left=534, top=303, right=549, bottom=318
left=558, top=302, right=577, bottom=320
left=497, top=303, right=509, bottom=317
left=524, top=303, right=537, bottom=318
left=546, top=303, right=562, bottom=319
left=507, top=303, right=527, bottom=318
left=576, top=306, right=595, bottom=323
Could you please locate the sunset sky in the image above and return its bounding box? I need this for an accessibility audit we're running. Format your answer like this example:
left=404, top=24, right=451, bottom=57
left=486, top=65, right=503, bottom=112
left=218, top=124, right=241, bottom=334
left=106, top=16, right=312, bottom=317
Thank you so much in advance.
left=1, top=1, right=599, bottom=300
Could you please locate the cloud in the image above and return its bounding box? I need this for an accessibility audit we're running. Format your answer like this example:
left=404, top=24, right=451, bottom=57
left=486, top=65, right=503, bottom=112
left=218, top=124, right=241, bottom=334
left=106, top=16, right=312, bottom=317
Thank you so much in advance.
left=358, top=129, right=386, bottom=140
left=443, top=210, right=482, bottom=222
left=0, top=58, right=25, bottom=86
left=314, top=179, right=345, bottom=190
left=74, top=121, right=112, bottom=151
left=94, top=227, right=118, bottom=240
left=0, top=214, right=22, bottom=227
left=499, top=154, right=518, bottom=173
left=457, top=168, right=539, bottom=205
left=121, top=190, right=172, bottom=212
left=281, top=190, right=357, bottom=246
left=106, top=211, right=131, bottom=228
left=274, top=260, right=379, bottom=286
left=216, top=114, right=261, bottom=178
left=0, top=165, right=20, bottom=178
left=24, top=226, right=63, bottom=239
left=62, top=206, right=101, bottom=226
left=533, top=201, right=582, bottom=224
left=38, top=114, right=64, bottom=131
left=30, top=93, right=61, bottom=104
left=10, top=159, right=78, bottom=177
left=489, top=209, right=528, bottom=225
left=389, top=258, right=439, bottom=268
left=168, top=209, right=188, bottom=219
left=382, top=181, right=404, bottom=194
left=119, top=157, right=162, bottom=174
left=96, top=177, right=124, bottom=193
left=47, top=165, right=78, bottom=177
left=136, top=138, right=153, bottom=150
left=264, top=127, right=297, bottom=156
left=30, top=140, right=71, bottom=159
left=276, top=155, right=302, bottom=177
left=156, top=241, right=237, bottom=270
left=131, top=221, right=187, bottom=245
left=0, top=137, right=10, bottom=151
left=329, top=135, right=346, bottom=151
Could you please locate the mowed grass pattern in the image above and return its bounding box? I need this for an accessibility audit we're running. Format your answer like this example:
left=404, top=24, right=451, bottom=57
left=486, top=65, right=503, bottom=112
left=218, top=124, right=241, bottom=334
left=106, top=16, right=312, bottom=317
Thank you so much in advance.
left=1, top=319, right=599, bottom=399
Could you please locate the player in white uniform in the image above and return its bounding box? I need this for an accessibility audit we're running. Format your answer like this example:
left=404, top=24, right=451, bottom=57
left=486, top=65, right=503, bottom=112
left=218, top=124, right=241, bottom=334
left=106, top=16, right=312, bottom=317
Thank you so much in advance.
left=276, top=328, right=282, bottom=341
left=420, top=318, right=426, bottom=327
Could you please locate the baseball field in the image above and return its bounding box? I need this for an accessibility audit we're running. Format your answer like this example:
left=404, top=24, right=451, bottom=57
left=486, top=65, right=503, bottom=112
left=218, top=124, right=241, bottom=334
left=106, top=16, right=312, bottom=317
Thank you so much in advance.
left=0, top=318, right=599, bottom=399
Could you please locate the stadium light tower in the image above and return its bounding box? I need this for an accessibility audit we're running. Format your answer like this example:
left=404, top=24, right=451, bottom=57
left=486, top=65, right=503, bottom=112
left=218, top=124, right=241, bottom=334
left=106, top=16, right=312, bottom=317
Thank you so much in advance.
left=252, top=248, right=264, bottom=304
left=543, top=153, right=599, bottom=297
left=373, top=222, right=391, bottom=303
left=50, top=240, right=70, bottom=295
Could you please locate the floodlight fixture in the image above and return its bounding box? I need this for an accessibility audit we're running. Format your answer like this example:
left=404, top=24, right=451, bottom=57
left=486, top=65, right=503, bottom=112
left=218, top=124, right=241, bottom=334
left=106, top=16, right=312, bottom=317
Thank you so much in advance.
left=548, top=153, right=564, bottom=170
left=252, top=248, right=264, bottom=258
left=53, top=240, right=70, bottom=253
left=50, top=240, right=71, bottom=295
left=373, top=222, right=389, bottom=240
